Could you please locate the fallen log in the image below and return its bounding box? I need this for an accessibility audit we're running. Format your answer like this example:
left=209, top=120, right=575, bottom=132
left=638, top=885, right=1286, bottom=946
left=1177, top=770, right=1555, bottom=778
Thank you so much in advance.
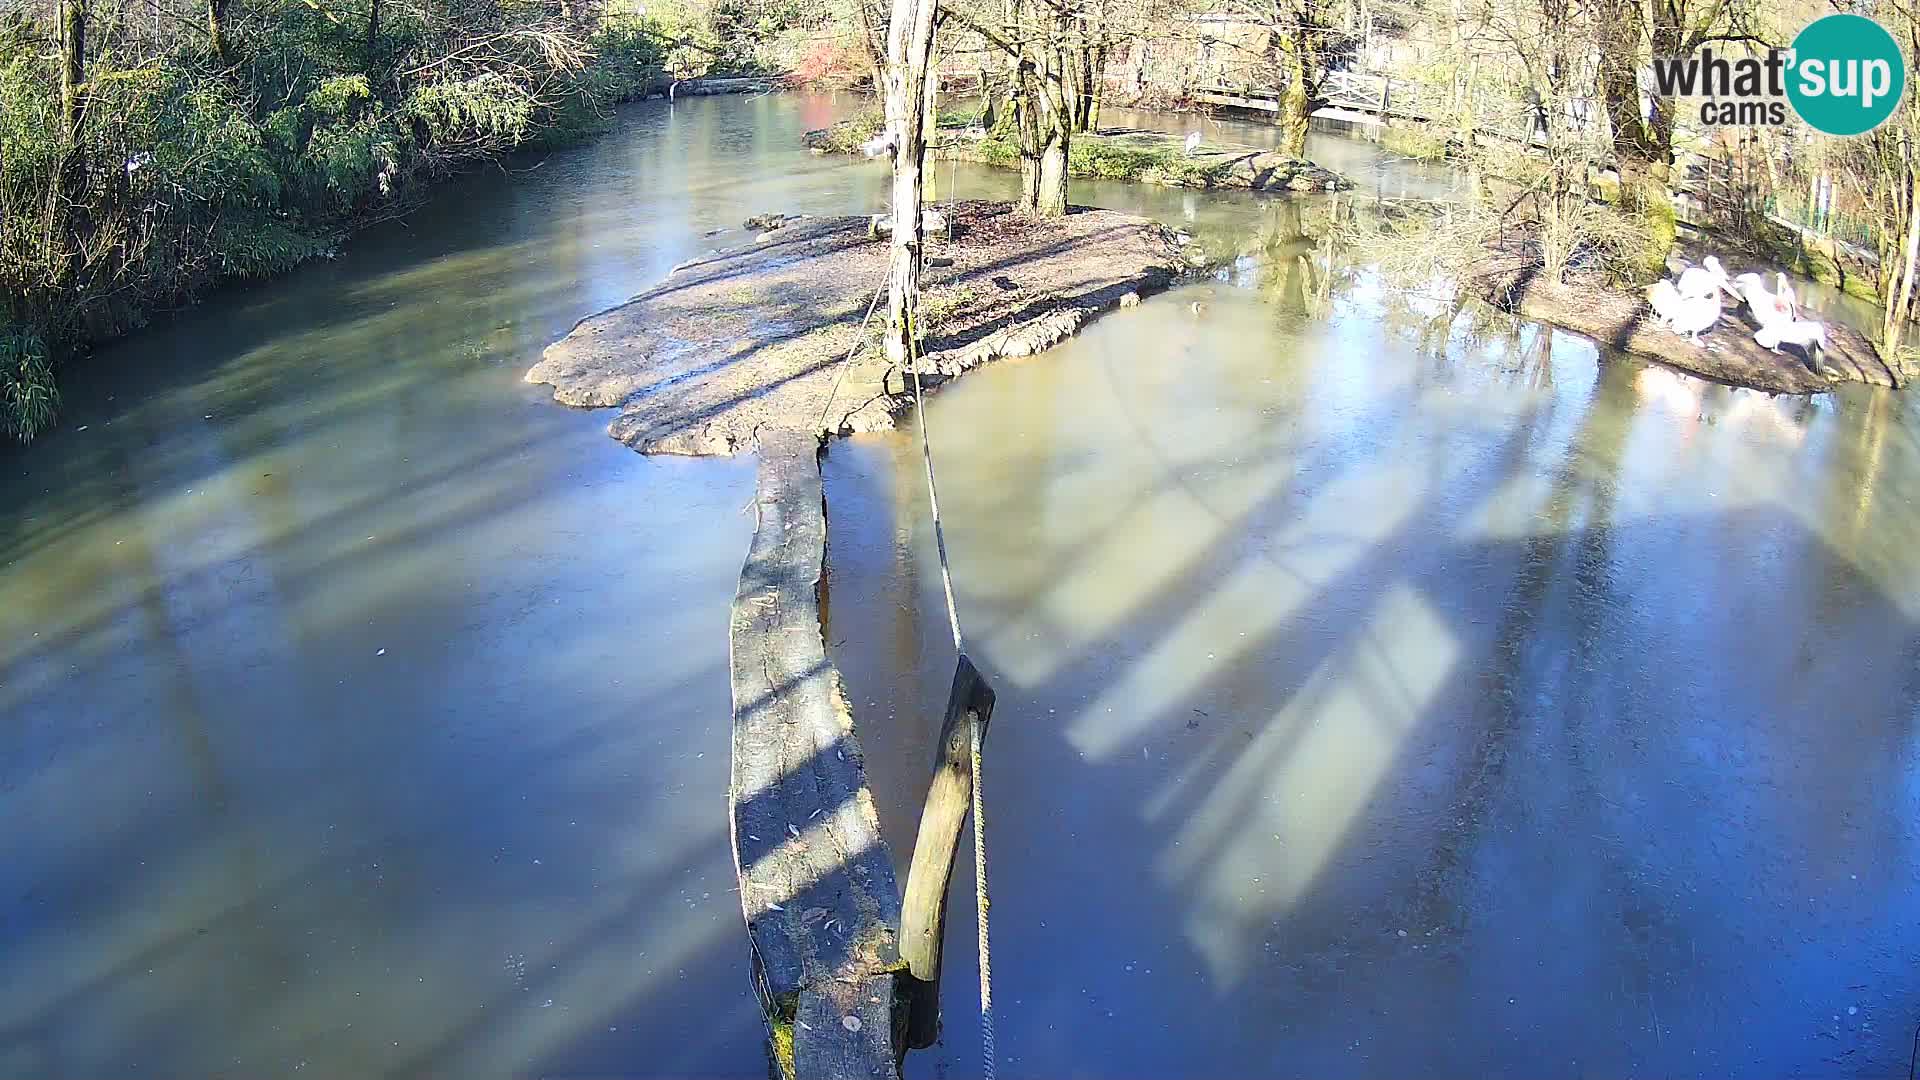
left=729, top=430, right=906, bottom=1079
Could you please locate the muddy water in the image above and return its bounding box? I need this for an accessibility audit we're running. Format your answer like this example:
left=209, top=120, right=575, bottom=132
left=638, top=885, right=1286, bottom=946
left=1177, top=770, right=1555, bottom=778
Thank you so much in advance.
left=0, top=92, right=917, bottom=1079
left=827, top=288, right=1920, bottom=1075
left=4, top=86, right=1916, bottom=1080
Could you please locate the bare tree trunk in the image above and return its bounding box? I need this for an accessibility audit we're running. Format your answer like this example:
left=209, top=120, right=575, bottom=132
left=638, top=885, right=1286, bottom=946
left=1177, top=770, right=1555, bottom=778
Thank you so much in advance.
left=883, top=0, right=939, bottom=363
left=59, top=0, right=85, bottom=138
left=1594, top=0, right=1673, bottom=277
left=1017, top=45, right=1072, bottom=217
left=51, top=0, right=89, bottom=293
left=1036, top=126, right=1069, bottom=214
left=1274, top=38, right=1310, bottom=157
left=207, top=0, right=232, bottom=61
left=1886, top=172, right=1920, bottom=345
left=366, top=0, right=381, bottom=71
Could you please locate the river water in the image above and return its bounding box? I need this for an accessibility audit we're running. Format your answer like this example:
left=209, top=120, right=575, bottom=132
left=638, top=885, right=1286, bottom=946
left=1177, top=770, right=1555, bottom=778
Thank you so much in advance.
left=4, top=93, right=1918, bottom=1078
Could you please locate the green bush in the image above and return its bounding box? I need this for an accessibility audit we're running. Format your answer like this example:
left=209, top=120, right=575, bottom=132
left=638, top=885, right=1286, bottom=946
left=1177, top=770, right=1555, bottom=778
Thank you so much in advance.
left=0, top=3, right=669, bottom=439
left=1070, top=140, right=1164, bottom=180
left=0, top=331, right=57, bottom=442
left=812, top=111, right=886, bottom=154
left=1379, top=125, right=1451, bottom=162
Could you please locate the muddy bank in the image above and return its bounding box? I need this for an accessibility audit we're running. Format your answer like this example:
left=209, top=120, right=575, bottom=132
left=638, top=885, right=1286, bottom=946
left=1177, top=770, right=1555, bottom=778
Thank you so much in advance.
left=526, top=200, right=1186, bottom=455
left=803, top=119, right=1352, bottom=194
left=1470, top=250, right=1908, bottom=394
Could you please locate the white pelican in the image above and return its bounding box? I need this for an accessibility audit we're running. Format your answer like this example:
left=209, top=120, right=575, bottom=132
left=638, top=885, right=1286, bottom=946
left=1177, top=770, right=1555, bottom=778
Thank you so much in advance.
left=1755, top=318, right=1829, bottom=357
left=1677, top=255, right=1733, bottom=299
left=1667, top=289, right=1723, bottom=343
left=1730, top=273, right=1795, bottom=327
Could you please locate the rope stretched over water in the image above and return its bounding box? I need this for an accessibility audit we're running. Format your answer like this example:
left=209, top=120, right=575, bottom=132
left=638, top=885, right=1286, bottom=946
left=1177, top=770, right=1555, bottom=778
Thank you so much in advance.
left=814, top=275, right=891, bottom=438
left=904, top=305, right=964, bottom=653
left=969, top=702, right=996, bottom=1080
left=904, top=303, right=993, bottom=1080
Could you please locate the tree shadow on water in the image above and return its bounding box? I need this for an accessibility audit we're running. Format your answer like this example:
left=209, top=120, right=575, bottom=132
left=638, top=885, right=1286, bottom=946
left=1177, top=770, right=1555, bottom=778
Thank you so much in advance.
left=821, top=338, right=1920, bottom=1080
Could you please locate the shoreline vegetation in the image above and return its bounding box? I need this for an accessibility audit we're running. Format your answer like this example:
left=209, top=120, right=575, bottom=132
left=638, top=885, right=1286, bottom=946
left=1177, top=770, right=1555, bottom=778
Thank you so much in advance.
left=0, top=0, right=764, bottom=442
left=803, top=111, right=1354, bottom=193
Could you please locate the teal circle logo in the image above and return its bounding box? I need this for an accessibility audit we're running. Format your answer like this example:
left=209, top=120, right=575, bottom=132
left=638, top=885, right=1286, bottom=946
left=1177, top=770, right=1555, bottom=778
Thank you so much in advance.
left=1786, top=14, right=1907, bottom=136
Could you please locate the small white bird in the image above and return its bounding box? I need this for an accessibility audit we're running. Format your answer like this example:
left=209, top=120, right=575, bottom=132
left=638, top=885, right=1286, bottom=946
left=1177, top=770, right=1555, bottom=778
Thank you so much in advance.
left=1184, top=130, right=1203, bottom=157
left=1754, top=317, right=1829, bottom=357
left=1730, top=272, right=1795, bottom=327
left=1676, top=255, right=1733, bottom=300
left=860, top=131, right=896, bottom=159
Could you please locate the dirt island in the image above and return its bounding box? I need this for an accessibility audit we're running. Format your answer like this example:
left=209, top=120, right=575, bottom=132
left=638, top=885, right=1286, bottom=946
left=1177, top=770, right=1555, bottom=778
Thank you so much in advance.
left=526, top=200, right=1188, bottom=455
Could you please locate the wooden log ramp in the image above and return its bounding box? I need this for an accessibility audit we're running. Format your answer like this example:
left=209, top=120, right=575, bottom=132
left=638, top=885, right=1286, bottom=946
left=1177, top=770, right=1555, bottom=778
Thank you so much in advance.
left=730, top=430, right=906, bottom=1079
left=730, top=430, right=991, bottom=1078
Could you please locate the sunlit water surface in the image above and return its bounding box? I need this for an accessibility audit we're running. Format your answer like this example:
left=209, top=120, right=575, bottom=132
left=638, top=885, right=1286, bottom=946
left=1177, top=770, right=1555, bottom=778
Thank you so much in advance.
left=3, top=91, right=1917, bottom=1079
left=826, top=249, right=1920, bottom=1079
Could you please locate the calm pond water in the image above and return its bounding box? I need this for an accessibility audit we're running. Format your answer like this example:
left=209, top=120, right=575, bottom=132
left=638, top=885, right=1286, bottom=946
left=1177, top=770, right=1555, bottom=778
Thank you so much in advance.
left=3, top=90, right=1917, bottom=1079
left=0, top=92, right=903, bottom=1079
left=828, top=259, right=1920, bottom=1075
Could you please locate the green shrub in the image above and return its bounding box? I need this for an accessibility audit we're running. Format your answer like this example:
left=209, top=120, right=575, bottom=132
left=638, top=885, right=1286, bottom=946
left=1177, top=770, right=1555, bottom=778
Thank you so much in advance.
left=935, top=107, right=980, bottom=130
left=1070, top=140, right=1164, bottom=180
left=811, top=111, right=886, bottom=154
left=1379, top=125, right=1451, bottom=162
left=0, top=0, right=668, bottom=438
left=0, top=331, right=57, bottom=442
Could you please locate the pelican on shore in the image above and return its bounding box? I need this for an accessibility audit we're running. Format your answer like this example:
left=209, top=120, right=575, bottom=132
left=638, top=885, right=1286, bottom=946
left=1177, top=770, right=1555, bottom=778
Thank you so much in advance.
left=1647, top=279, right=1686, bottom=328
left=1755, top=317, right=1829, bottom=358
left=1677, top=255, right=1734, bottom=300
left=1665, top=289, right=1724, bottom=343
left=1731, top=272, right=1796, bottom=327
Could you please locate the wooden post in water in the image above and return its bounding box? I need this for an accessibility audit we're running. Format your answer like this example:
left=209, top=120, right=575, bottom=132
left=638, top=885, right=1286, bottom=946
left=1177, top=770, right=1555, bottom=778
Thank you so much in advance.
left=898, top=654, right=996, bottom=1049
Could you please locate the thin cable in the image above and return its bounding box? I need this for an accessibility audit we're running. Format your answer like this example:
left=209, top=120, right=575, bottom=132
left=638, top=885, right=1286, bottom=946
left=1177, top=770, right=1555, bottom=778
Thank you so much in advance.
left=816, top=275, right=890, bottom=437
left=947, top=145, right=960, bottom=231
left=903, top=305, right=964, bottom=652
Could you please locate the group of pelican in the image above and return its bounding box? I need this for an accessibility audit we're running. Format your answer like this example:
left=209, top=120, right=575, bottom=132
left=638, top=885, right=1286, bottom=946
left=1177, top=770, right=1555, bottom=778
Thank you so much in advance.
left=1646, top=255, right=1831, bottom=360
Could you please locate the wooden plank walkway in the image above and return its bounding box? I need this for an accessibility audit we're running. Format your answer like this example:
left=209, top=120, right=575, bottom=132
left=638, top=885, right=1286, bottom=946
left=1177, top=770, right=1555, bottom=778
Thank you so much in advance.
left=729, top=430, right=905, bottom=1080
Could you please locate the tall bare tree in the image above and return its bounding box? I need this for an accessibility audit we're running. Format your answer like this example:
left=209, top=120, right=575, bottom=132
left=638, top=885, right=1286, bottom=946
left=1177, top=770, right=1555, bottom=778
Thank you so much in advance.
left=882, top=0, right=939, bottom=359
left=947, top=0, right=1084, bottom=215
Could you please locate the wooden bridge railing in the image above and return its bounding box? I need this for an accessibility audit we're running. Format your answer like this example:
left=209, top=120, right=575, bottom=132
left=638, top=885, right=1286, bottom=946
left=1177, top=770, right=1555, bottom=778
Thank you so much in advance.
left=1191, top=69, right=1599, bottom=149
